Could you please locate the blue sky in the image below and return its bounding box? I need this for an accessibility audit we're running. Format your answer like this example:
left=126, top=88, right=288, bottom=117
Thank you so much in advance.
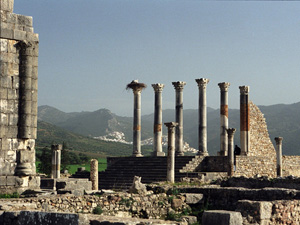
left=14, top=0, right=300, bottom=116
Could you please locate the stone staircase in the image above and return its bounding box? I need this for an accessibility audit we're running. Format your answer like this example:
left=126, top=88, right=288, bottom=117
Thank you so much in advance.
left=97, top=156, right=199, bottom=190
left=72, top=155, right=229, bottom=190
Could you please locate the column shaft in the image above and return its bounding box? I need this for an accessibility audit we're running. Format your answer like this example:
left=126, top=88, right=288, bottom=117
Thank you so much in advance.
left=152, top=84, right=165, bottom=156
left=172, top=81, right=186, bottom=156
left=51, top=144, right=62, bottom=179
left=218, top=82, right=230, bottom=156
left=239, top=86, right=250, bottom=155
left=227, top=128, right=236, bottom=177
left=127, top=80, right=146, bottom=157
left=133, top=90, right=142, bottom=156
left=90, top=159, right=99, bottom=190
left=275, top=137, right=283, bottom=177
left=165, top=122, right=178, bottom=183
left=196, top=78, right=209, bottom=156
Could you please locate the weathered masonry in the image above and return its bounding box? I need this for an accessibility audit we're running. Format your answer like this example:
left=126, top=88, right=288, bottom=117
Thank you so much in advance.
left=0, top=0, right=40, bottom=193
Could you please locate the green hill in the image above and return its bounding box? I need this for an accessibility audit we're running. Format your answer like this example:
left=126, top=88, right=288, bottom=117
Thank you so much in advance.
left=37, top=120, right=133, bottom=157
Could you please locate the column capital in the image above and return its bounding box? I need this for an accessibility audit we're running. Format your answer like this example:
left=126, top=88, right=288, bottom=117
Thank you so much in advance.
left=227, top=128, right=236, bottom=136
left=195, top=78, right=210, bottom=89
left=165, top=122, right=178, bottom=129
left=152, top=83, right=165, bottom=92
left=51, top=144, right=62, bottom=151
left=275, top=137, right=283, bottom=145
left=218, top=82, right=230, bottom=91
left=172, top=81, right=186, bottom=91
left=16, top=40, right=33, bottom=49
left=239, top=86, right=250, bottom=95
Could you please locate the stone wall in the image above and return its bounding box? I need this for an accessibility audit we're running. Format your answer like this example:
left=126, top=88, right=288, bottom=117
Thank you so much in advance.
left=0, top=0, right=39, bottom=177
left=282, top=156, right=300, bottom=177
left=248, top=101, right=276, bottom=157
left=235, top=156, right=276, bottom=178
left=0, top=193, right=191, bottom=220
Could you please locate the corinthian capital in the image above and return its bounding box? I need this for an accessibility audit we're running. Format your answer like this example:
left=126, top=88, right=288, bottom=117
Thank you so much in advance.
left=195, top=78, right=209, bottom=89
left=239, top=86, right=250, bottom=95
left=152, top=83, right=165, bottom=92
left=172, top=81, right=186, bottom=91
left=218, top=82, right=230, bottom=92
left=275, top=137, right=283, bottom=145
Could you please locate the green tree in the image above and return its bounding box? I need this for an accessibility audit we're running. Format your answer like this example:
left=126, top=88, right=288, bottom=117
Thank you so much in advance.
left=61, top=142, right=71, bottom=171
left=37, top=147, right=52, bottom=175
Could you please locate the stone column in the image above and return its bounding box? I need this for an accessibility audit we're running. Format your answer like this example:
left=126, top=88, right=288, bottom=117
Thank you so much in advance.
left=165, top=122, right=178, bottom=183
left=17, top=40, right=35, bottom=139
left=275, top=137, right=283, bottom=177
left=152, top=83, right=165, bottom=157
left=172, top=81, right=186, bottom=156
left=195, top=78, right=210, bottom=156
left=218, top=82, right=230, bottom=156
left=90, top=159, right=98, bottom=190
left=227, top=128, right=236, bottom=177
left=127, top=80, right=146, bottom=157
left=239, top=86, right=250, bottom=155
left=51, top=144, right=62, bottom=179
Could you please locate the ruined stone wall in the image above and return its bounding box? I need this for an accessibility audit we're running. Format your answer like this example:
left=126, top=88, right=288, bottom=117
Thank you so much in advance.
left=282, top=156, right=300, bottom=177
left=0, top=0, right=38, bottom=176
left=248, top=101, right=276, bottom=158
left=0, top=193, right=191, bottom=220
left=235, top=156, right=276, bottom=178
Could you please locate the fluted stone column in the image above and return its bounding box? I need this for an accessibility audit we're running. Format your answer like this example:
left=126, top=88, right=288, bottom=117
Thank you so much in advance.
left=172, top=81, right=186, bottom=156
left=51, top=144, right=62, bottom=179
left=127, top=80, right=146, bottom=157
left=227, top=128, right=236, bottom=177
left=165, top=122, right=178, bottom=183
left=239, top=86, right=250, bottom=155
left=90, top=159, right=98, bottom=190
left=152, top=83, right=165, bottom=157
left=218, top=82, right=230, bottom=156
left=275, top=137, right=283, bottom=177
left=195, top=78, right=209, bottom=156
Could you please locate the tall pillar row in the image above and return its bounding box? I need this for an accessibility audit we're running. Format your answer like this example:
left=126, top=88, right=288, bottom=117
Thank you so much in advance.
left=218, top=82, right=230, bottom=156
left=127, top=80, right=146, bottom=157
left=195, top=78, right=209, bottom=156
left=239, top=86, right=250, bottom=155
left=165, top=122, right=178, bottom=183
left=172, top=81, right=186, bottom=156
left=152, top=83, right=165, bottom=157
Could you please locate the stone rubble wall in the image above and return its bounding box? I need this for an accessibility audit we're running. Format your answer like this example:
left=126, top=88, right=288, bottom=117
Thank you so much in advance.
left=235, top=156, right=276, bottom=178
left=0, top=193, right=191, bottom=220
left=0, top=0, right=39, bottom=176
left=237, top=199, right=300, bottom=225
left=248, top=101, right=276, bottom=158
left=282, top=156, right=300, bottom=177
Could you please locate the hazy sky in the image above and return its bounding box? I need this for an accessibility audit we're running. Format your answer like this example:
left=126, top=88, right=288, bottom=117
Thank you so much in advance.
left=14, top=0, right=300, bottom=116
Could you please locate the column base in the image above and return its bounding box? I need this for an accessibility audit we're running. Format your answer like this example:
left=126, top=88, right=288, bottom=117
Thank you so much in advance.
left=217, top=151, right=227, bottom=156
left=152, top=152, right=165, bottom=157
left=175, top=152, right=184, bottom=156
left=132, top=153, right=143, bottom=157
left=197, top=151, right=209, bottom=156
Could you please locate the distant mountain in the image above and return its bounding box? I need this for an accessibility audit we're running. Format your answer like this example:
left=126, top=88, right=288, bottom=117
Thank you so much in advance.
left=38, top=102, right=300, bottom=156
left=37, top=120, right=133, bottom=157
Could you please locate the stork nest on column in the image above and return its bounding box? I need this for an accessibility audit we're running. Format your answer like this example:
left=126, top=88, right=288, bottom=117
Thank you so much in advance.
left=126, top=80, right=147, bottom=91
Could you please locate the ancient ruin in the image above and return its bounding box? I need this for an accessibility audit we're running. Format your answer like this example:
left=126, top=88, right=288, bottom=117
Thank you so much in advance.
left=0, top=0, right=40, bottom=194
left=2, top=1, right=300, bottom=224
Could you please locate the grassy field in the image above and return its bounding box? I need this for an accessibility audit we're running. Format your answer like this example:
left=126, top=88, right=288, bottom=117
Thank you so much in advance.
left=67, top=158, right=107, bottom=174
